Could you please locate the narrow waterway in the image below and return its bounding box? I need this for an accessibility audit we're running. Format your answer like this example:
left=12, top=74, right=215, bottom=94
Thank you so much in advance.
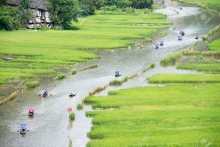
left=0, top=0, right=220, bottom=147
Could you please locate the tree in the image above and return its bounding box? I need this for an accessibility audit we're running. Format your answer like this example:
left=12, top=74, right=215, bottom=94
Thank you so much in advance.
left=48, top=0, right=78, bottom=29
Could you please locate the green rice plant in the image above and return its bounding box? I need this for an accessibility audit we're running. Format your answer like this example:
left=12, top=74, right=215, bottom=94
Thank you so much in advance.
left=70, top=69, right=77, bottom=75
left=177, top=62, right=220, bottom=72
left=84, top=84, right=220, bottom=146
left=207, top=38, right=220, bottom=51
left=202, top=51, right=220, bottom=57
left=69, top=112, right=75, bottom=121
left=69, top=139, right=72, bottom=147
left=160, top=51, right=182, bottom=66
left=54, top=73, right=66, bottom=80
left=77, top=103, right=83, bottom=110
left=24, top=81, right=40, bottom=89
left=182, top=49, right=201, bottom=56
left=148, top=74, right=220, bottom=83
left=109, top=77, right=128, bottom=86
left=79, top=65, right=98, bottom=72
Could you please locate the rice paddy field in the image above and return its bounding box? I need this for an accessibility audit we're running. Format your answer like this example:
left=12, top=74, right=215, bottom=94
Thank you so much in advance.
left=148, top=74, right=220, bottom=83
left=177, top=0, right=220, bottom=11
left=207, top=38, right=220, bottom=51
left=84, top=83, right=220, bottom=147
left=0, top=12, right=171, bottom=85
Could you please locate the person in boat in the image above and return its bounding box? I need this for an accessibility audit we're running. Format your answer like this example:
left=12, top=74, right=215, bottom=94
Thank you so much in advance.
left=195, top=34, right=199, bottom=39
left=115, top=71, right=121, bottom=76
left=155, top=44, right=159, bottom=49
left=180, top=7, right=182, bottom=10
left=43, top=88, right=48, bottom=96
left=70, top=91, right=76, bottom=96
left=28, top=108, right=34, bottom=115
left=20, top=123, right=26, bottom=132
left=179, top=30, right=185, bottom=36
left=160, top=41, right=164, bottom=46
left=178, top=36, right=182, bottom=41
left=162, top=0, right=165, bottom=5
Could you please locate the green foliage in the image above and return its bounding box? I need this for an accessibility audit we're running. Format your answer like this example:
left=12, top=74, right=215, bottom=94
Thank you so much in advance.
left=24, top=81, right=40, bottom=89
left=48, top=0, right=78, bottom=29
left=177, top=62, right=220, bottom=73
left=77, top=103, right=83, bottom=110
left=142, top=63, right=155, bottom=73
left=0, top=92, right=17, bottom=105
left=84, top=84, right=220, bottom=146
left=160, top=51, right=182, bottom=66
left=70, top=69, right=77, bottom=75
left=148, top=74, right=220, bottom=83
left=69, top=112, right=75, bottom=121
left=207, top=38, right=220, bottom=51
left=89, top=85, right=107, bottom=95
left=109, top=77, right=128, bottom=86
left=54, top=73, right=66, bottom=80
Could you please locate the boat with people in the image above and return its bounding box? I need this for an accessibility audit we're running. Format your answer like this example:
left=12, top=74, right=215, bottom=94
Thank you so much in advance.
left=69, top=91, right=76, bottom=97
left=20, top=123, right=27, bottom=134
left=42, top=88, right=48, bottom=97
left=115, top=71, right=122, bottom=77
left=28, top=108, right=34, bottom=116
left=160, top=41, right=164, bottom=46
left=155, top=44, right=159, bottom=49
left=178, top=36, right=182, bottom=41
left=179, top=30, right=185, bottom=36
left=195, top=34, right=199, bottom=39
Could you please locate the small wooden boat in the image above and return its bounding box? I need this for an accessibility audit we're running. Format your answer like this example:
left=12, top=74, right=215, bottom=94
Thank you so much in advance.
left=28, top=112, right=34, bottom=116
left=69, top=92, right=76, bottom=97
left=20, top=129, right=26, bottom=134
left=115, top=71, right=122, bottom=77
left=42, top=92, right=48, bottom=97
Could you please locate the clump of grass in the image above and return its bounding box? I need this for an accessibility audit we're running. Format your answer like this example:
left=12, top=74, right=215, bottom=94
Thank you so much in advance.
left=202, top=25, right=220, bottom=41
left=182, top=49, right=201, bottom=56
left=109, top=77, right=128, bottom=86
left=128, top=73, right=137, bottom=79
left=69, top=139, right=72, bottom=147
left=173, top=9, right=179, bottom=15
left=160, top=52, right=182, bottom=66
left=69, top=112, right=75, bottom=121
left=142, top=63, right=155, bottom=73
left=24, top=81, right=39, bottom=89
left=54, top=73, right=66, bottom=80
left=70, top=69, right=77, bottom=75
left=79, top=65, right=98, bottom=72
left=77, top=103, right=83, bottom=110
left=202, top=51, right=220, bottom=58
left=159, top=32, right=168, bottom=38
left=146, top=38, right=152, bottom=43
left=89, top=85, right=108, bottom=95
left=0, top=92, right=17, bottom=105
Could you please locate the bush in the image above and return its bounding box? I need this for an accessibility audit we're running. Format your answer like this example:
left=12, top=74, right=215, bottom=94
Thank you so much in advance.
left=160, top=52, right=182, bottom=66
left=70, top=69, right=77, bottom=75
left=24, top=81, right=39, bottom=89
left=109, top=77, right=128, bottom=86
left=54, top=73, right=66, bottom=80
left=69, top=112, right=75, bottom=121
left=77, top=103, right=83, bottom=110
left=89, top=85, right=107, bottom=95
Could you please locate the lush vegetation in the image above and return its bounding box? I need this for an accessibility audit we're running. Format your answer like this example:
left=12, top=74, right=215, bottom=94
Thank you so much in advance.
left=84, top=84, right=220, bottom=146
left=202, top=25, right=220, bottom=41
left=148, top=74, right=220, bottom=83
left=24, top=81, right=39, bottom=89
left=77, top=103, right=83, bottom=110
left=54, top=73, right=66, bottom=80
left=142, top=63, right=155, bottom=73
left=176, top=0, right=220, bottom=12
left=69, top=112, right=75, bottom=121
left=160, top=51, right=182, bottom=66
left=70, top=69, right=77, bottom=75
left=109, top=77, right=128, bottom=86
left=0, top=92, right=17, bottom=105
left=89, top=85, right=108, bottom=95
left=177, top=62, right=220, bottom=73
left=0, top=12, right=170, bottom=85
left=207, top=38, right=220, bottom=51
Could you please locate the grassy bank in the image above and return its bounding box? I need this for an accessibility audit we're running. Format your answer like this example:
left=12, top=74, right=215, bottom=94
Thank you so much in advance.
left=177, top=62, right=220, bottom=72
left=207, top=38, right=220, bottom=51
left=0, top=92, right=17, bottom=105
left=175, top=0, right=220, bottom=12
left=148, top=74, right=220, bottom=83
left=84, top=84, right=220, bottom=146
left=0, top=11, right=170, bottom=86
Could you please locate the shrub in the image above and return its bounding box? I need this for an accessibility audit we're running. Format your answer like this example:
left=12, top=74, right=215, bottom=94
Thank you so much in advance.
left=24, top=81, right=39, bottom=89
left=160, top=52, right=182, bottom=66
left=77, top=103, right=83, bottom=110
left=89, top=85, right=107, bottom=95
left=69, top=112, right=75, bottom=121
left=54, top=73, right=66, bottom=80
left=70, top=69, right=77, bottom=75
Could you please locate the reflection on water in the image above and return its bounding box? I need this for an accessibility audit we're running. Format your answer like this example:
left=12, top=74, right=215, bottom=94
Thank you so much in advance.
left=0, top=0, right=220, bottom=146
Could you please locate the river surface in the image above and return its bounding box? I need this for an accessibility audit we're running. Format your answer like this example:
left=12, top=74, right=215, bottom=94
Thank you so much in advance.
left=0, top=0, right=220, bottom=147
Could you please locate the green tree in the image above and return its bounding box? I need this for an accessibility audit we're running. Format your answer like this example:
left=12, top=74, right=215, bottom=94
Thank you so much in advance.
left=18, top=0, right=31, bottom=28
left=48, top=0, right=78, bottom=29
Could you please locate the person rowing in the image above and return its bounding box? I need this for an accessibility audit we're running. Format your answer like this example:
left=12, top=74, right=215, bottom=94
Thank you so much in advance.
left=69, top=91, right=76, bottom=97
left=42, top=88, right=48, bottom=97
left=115, top=71, right=121, bottom=77
left=179, top=30, right=185, bottom=36
left=195, top=34, right=199, bottom=39
left=28, top=108, right=34, bottom=116
left=160, top=41, right=164, bottom=46
left=20, top=123, right=27, bottom=134
left=178, top=36, right=182, bottom=41
left=155, top=44, right=159, bottom=49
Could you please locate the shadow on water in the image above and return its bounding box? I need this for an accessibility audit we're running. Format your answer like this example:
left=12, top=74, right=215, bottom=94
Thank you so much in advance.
left=0, top=0, right=220, bottom=146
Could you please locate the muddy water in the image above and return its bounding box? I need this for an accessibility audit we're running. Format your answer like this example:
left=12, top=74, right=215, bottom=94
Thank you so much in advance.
left=1, top=0, right=220, bottom=147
